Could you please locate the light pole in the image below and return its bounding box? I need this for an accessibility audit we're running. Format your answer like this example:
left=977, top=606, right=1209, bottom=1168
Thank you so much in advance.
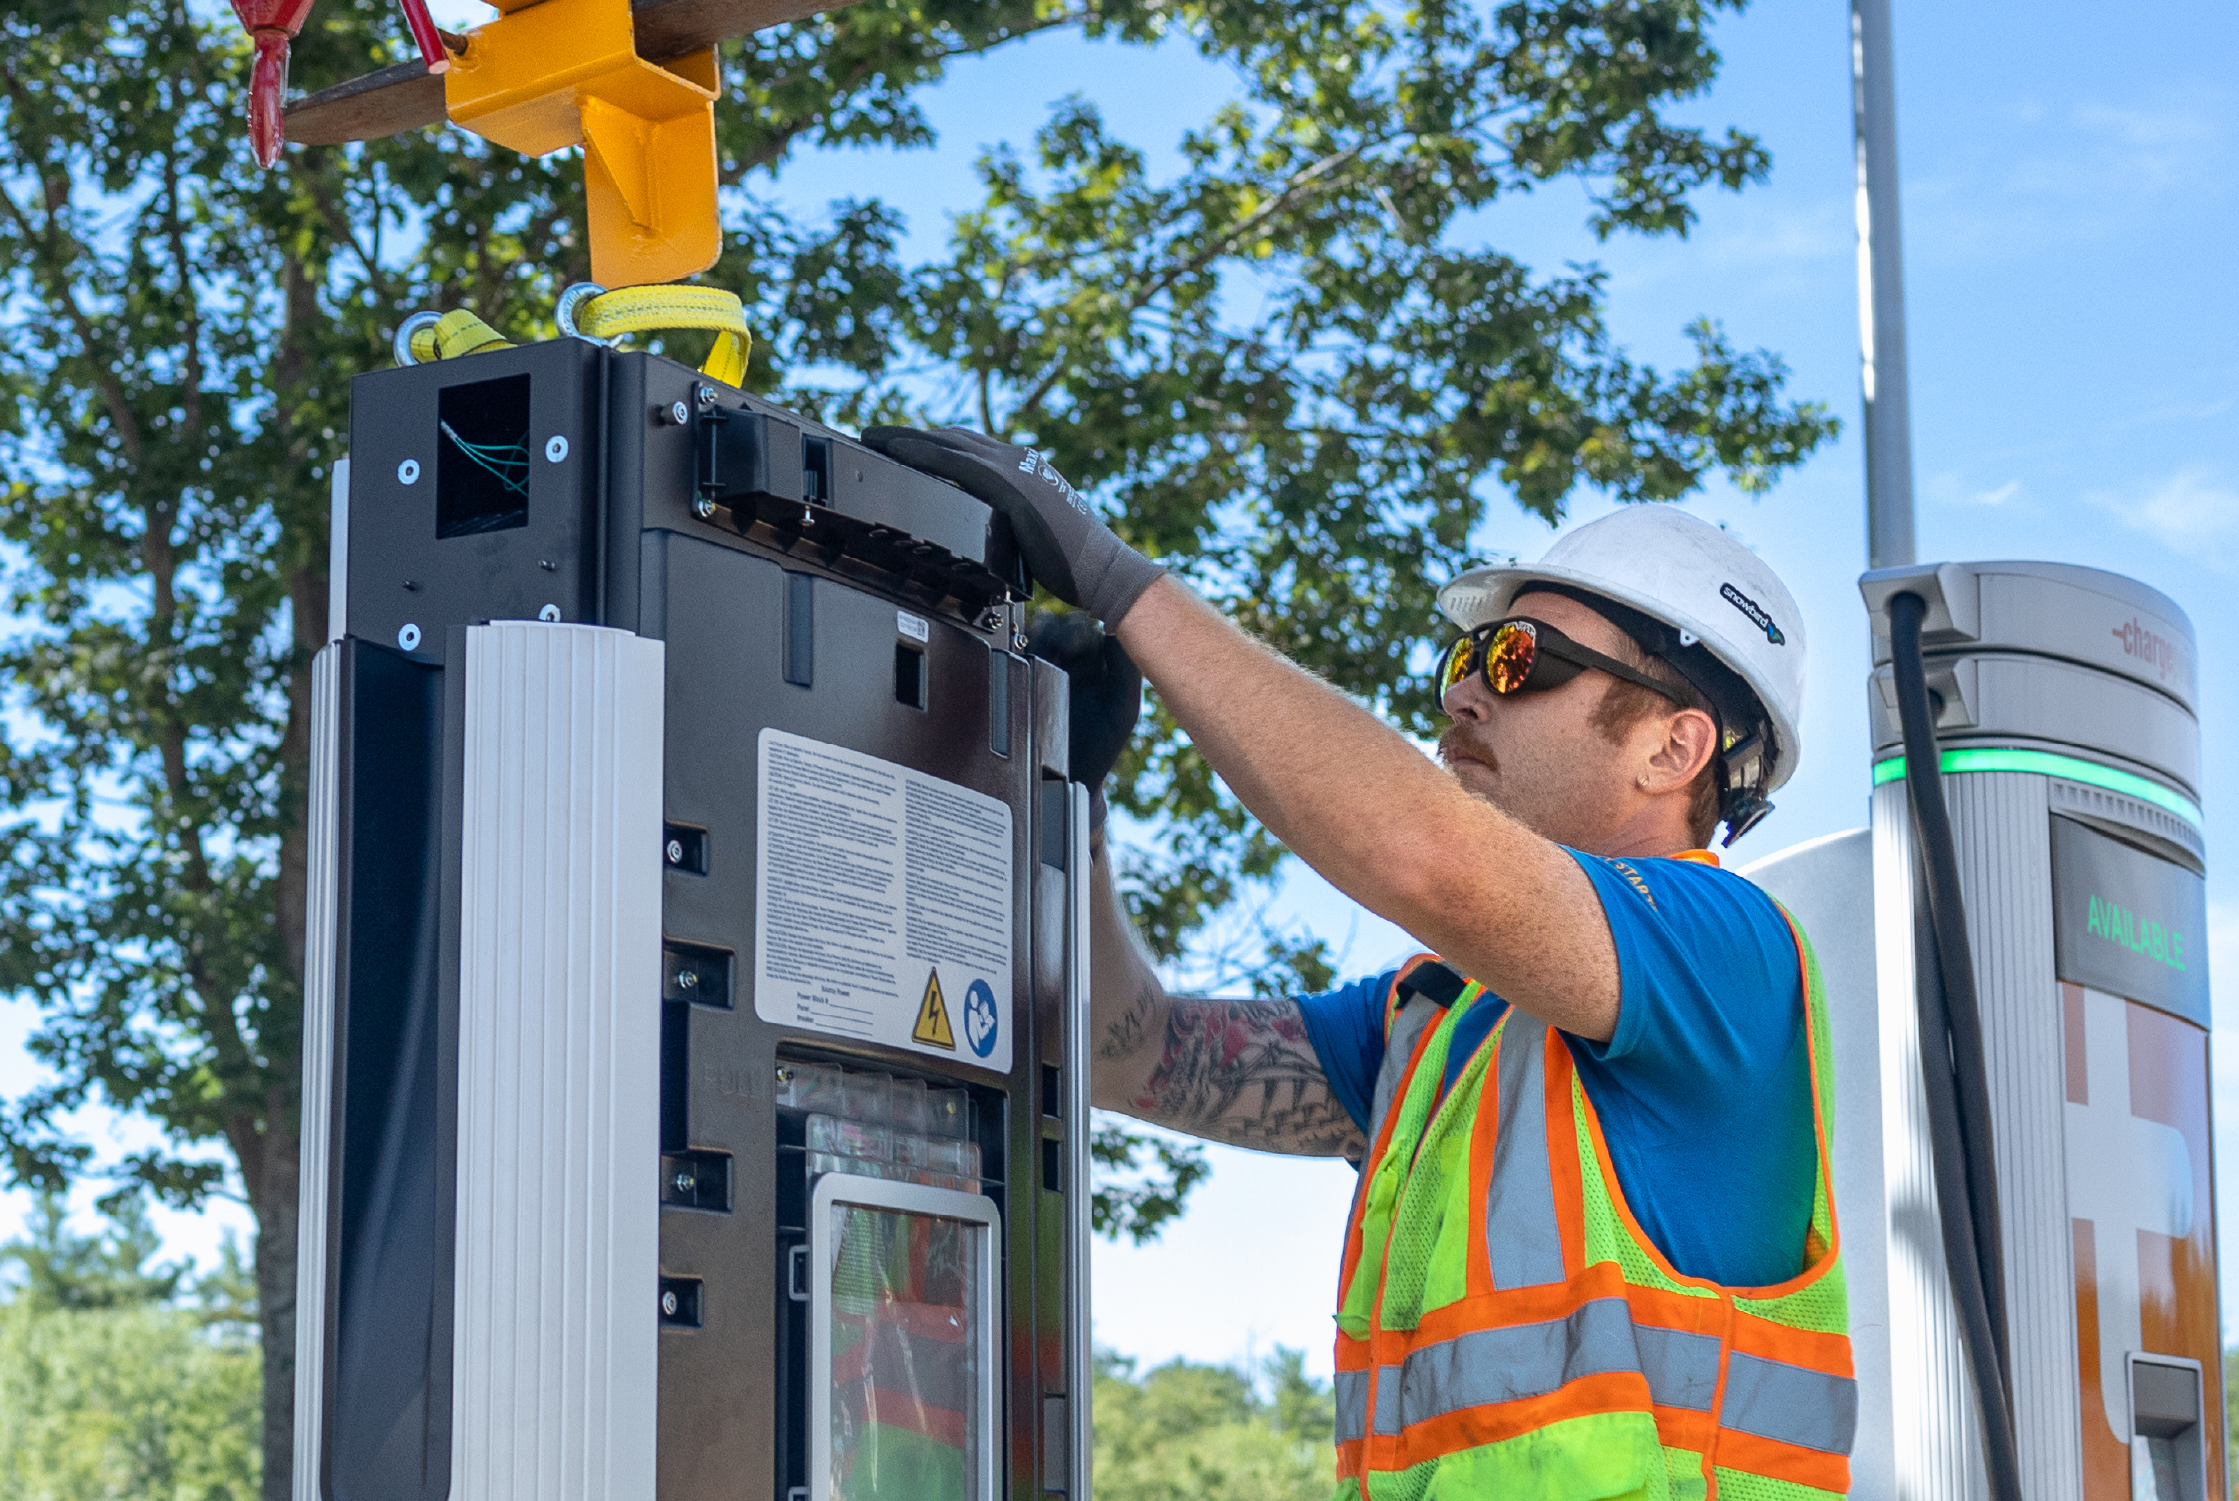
left=1852, top=0, right=1916, bottom=570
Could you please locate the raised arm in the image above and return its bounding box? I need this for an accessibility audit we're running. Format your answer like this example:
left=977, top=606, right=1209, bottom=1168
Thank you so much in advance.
left=1087, top=835, right=1367, bottom=1162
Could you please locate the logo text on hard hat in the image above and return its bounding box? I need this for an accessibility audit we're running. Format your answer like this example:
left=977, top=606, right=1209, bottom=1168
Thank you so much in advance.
left=1719, top=583, right=1785, bottom=645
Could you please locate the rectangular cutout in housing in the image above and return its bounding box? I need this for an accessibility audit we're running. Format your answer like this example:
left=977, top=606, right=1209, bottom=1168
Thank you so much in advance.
left=811, top=1177, right=1000, bottom=1501
left=1041, top=1395, right=1069, bottom=1495
left=436, top=373, right=532, bottom=538
left=989, top=648, right=1011, bottom=757
left=1041, top=1137, right=1062, bottom=1194
left=658, top=1276, right=703, bottom=1329
left=894, top=642, right=926, bottom=709
left=784, top=572, right=814, bottom=687
left=661, top=1150, right=733, bottom=1212
left=802, top=436, right=832, bottom=502
left=662, top=822, right=708, bottom=875
left=664, top=939, right=733, bottom=1007
left=660, top=1003, right=688, bottom=1152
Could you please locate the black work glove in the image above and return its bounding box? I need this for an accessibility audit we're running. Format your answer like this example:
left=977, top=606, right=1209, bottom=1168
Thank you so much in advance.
left=1025, top=611, right=1141, bottom=836
left=860, top=426, right=1165, bottom=624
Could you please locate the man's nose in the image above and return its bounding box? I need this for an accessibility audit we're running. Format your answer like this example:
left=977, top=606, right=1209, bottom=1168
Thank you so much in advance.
left=1443, top=673, right=1492, bottom=723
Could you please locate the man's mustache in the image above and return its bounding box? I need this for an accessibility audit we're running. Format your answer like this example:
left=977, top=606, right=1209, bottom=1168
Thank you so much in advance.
left=1437, top=730, right=1495, bottom=775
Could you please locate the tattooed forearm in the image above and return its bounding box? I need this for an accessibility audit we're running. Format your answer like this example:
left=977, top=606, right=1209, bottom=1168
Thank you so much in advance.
left=1129, top=997, right=1366, bottom=1160
left=1098, top=979, right=1159, bottom=1066
left=1084, top=836, right=1361, bottom=1160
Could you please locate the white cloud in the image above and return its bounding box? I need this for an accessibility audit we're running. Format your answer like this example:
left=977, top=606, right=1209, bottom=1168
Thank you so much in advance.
left=1924, top=471, right=2027, bottom=511
left=2088, top=467, right=2239, bottom=574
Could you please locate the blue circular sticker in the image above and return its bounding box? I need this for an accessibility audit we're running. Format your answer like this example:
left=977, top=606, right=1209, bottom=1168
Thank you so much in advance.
left=964, top=979, right=999, bottom=1058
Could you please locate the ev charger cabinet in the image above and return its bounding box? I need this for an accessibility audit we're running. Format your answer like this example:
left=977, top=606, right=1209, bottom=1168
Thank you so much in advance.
left=292, top=337, right=1096, bottom=1501
left=1747, top=561, right=2216, bottom=1501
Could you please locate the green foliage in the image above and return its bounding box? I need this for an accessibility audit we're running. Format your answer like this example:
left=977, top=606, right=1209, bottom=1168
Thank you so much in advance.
left=0, top=0, right=1828, bottom=1483
left=0, top=1301, right=262, bottom=1500
left=0, top=1195, right=261, bottom=1498
left=2226, top=1344, right=2237, bottom=1491
left=1, top=1190, right=184, bottom=1310
left=1094, top=1347, right=1336, bottom=1501
left=1090, top=1119, right=1212, bottom=1242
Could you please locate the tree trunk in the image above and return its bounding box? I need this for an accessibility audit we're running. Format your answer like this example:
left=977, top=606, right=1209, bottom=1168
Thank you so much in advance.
left=257, top=1114, right=302, bottom=1501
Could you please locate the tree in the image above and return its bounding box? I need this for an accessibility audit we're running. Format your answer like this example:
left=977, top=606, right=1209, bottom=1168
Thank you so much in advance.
left=1093, top=1346, right=1336, bottom=1501
left=0, top=1197, right=261, bottom=1499
left=0, top=1189, right=184, bottom=1310
left=0, top=0, right=1829, bottom=1490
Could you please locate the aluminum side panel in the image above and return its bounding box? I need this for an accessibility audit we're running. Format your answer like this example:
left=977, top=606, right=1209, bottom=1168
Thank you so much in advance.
left=1946, top=772, right=2078, bottom=1499
left=1871, top=781, right=1985, bottom=1500
left=449, top=621, right=665, bottom=1500
left=293, top=644, right=343, bottom=1501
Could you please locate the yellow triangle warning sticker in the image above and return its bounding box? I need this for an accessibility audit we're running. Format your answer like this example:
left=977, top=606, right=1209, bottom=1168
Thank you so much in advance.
left=912, top=968, right=956, bottom=1050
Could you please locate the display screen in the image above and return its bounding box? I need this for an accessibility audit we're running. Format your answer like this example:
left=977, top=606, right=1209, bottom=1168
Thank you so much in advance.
left=2049, top=814, right=2208, bottom=1027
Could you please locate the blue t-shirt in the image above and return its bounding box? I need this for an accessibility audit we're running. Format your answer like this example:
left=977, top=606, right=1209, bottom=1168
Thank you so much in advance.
left=1296, top=851, right=1814, bottom=1289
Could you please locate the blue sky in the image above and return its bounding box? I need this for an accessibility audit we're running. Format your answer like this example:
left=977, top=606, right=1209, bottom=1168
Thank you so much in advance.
left=5, top=0, right=2235, bottom=1387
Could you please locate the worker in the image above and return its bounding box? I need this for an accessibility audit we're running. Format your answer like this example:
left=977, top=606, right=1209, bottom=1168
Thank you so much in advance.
left=864, top=426, right=1856, bottom=1496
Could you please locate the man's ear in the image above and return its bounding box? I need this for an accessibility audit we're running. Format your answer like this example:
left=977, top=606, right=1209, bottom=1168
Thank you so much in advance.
left=1641, top=707, right=1718, bottom=795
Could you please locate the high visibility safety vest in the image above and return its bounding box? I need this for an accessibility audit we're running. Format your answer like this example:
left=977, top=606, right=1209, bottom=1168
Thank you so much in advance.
left=1331, top=904, right=1854, bottom=1500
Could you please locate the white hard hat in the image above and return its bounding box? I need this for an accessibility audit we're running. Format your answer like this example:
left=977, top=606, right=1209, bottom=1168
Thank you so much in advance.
left=1437, top=506, right=1806, bottom=798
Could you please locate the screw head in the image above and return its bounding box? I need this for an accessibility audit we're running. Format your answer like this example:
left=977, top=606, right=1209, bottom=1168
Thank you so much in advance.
left=544, top=435, right=570, bottom=464
left=676, top=969, right=699, bottom=990
left=668, top=400, right=690, bottom=425
left=694, top=384, right=717, bottom=411
left=537, top=604, right=562, bottom=623
left=671, top=1172, right=695, bottom=1196
left=661, top=1289, right=680, bottom=1316
left=398, top=623, right=422, bottom=651
left=692, top=496, right=716, bottom=520
left=396, top=458, right=420, bottom=485
left=666, top=838, right=686, bottom=865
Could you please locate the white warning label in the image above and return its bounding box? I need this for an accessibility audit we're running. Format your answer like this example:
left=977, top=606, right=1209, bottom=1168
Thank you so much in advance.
left=754, top=728, right=1013, bottom=1071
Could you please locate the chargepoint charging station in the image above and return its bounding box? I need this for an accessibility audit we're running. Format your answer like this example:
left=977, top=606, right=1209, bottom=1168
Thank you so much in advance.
left=1748, top=561, right=2217, bottom=1501
left=290, top=335, right=1094, bottom=1501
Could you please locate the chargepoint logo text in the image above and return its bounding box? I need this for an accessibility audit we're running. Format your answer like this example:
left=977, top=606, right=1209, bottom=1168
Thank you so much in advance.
left=2111, top=616, right=2178, bottom=683
left=1719, top=582, right=1785, bottom=645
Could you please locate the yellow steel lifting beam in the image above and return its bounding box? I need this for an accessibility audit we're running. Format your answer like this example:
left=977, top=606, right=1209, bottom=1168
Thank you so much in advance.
left=444, top=0, right=720, bottom=286
left=284, top=0, right=861, bottom=290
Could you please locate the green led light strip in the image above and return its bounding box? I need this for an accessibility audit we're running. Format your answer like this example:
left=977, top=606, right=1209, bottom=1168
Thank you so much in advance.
left=1871, top=748, right=2202, bottom=829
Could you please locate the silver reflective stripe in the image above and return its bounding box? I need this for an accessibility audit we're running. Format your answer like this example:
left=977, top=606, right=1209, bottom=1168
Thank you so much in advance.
left=1719, top=1350, right=1858, bottom=1455
left=1334, top=1370, right=1371, bottom=1444
left=1373, top=1297, right=1639, bottom=1434
left=1483, top=1016, right=1565, bottom=1289
left=1634, top=1325, right=1721, bottom=1412
left=1365, top=995, right=1441, bottom=1152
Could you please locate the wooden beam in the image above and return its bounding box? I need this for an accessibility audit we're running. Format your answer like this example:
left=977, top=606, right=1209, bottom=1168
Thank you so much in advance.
left=286, top=60, right=447, bottom=145
left=283, top=0, right=860, bottom=145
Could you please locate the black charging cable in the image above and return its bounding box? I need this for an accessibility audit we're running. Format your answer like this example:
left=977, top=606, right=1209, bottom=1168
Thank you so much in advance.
left=1887, top=590, right=2023, bottom=1498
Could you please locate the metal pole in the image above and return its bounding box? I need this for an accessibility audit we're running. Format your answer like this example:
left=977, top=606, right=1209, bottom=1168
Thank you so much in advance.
left=1852, top=0, right=1916, bottom=570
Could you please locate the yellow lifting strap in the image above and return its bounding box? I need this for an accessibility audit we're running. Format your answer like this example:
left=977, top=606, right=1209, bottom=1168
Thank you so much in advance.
left=407, top=308, right=516, bottom=364
left=572, top=284, right=753, bottom=388
left=395, top=285, right=754, bottom=389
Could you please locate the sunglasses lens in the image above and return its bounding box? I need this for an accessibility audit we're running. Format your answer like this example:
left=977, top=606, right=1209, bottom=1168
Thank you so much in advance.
left=1484, top=622, right=1538, bottom=694
left=1439, top=637, right=1476, bottom=695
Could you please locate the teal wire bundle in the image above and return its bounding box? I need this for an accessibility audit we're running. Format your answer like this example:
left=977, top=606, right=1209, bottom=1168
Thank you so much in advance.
left=440, top=420, right=530, bottom=496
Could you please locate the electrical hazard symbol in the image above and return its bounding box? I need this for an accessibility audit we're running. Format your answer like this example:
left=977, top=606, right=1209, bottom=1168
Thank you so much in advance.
left=912, top=968, right=956, bottom=1050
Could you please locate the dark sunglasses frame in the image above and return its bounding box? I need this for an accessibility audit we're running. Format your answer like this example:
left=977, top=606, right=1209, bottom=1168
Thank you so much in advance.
left=1439, top=617, right=1691, bottom=710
